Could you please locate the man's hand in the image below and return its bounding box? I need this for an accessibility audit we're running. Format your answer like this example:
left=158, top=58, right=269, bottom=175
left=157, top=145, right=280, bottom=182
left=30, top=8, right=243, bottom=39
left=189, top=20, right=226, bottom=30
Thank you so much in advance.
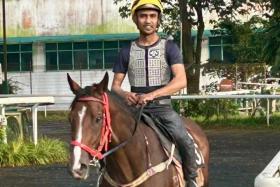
left=137, top=93, right=155, bottom=105
left=124, top=92, right=156, bottom=106
left=124, top=92, right=139, bottom=105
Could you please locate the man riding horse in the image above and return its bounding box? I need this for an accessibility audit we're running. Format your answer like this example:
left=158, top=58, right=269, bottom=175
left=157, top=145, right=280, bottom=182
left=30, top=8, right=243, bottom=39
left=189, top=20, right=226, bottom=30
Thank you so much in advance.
left=111, top=0, right=198, bottom=186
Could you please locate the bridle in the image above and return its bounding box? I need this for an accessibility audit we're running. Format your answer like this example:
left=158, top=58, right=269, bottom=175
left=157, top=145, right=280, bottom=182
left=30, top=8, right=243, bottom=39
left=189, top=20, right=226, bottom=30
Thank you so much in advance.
left=70, top=92, right=175, bottom=187
left=71, top=93, right=112, bottom=161
left=71, top=92, right=143, bottom=162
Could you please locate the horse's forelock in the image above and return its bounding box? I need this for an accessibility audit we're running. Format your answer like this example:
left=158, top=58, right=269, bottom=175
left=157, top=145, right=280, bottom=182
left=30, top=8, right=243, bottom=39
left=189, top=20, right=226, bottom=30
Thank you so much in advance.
left=70, top=85, right=97, bottom=109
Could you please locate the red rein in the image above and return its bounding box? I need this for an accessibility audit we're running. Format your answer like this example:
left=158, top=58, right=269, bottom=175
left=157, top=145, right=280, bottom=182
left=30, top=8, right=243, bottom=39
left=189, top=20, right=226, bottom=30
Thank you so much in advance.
left=71, top=93, right=112, bottom=160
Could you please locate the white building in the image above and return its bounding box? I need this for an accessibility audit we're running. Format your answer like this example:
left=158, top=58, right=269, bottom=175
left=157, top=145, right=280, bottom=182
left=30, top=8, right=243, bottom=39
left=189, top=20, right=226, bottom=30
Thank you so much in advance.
left=0, top=0, right=236, bottom=97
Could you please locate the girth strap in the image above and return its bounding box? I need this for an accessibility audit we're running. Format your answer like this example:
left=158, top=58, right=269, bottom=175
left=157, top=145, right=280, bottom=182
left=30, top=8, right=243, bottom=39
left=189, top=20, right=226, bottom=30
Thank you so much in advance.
left=103, top=144, right=175, bottom=187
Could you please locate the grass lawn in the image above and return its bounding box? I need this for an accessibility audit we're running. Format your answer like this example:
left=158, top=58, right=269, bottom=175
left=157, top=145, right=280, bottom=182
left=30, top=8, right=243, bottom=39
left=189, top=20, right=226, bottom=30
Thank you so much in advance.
left=193, top=112, right=280, bottom=130
left=39, top=110, right=280, bottom=130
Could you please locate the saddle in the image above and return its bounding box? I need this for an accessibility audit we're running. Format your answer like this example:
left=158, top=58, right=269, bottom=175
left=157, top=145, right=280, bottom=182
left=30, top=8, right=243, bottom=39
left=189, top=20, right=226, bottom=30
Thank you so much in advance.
left=141, top=112, right=205, bottom=167
left=141, top=113, right=205, bottom=187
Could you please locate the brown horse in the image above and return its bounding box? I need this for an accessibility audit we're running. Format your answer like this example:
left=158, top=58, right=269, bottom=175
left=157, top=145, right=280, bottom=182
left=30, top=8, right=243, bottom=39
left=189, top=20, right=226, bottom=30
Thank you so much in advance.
left=68, top=72, right=209, bottom=187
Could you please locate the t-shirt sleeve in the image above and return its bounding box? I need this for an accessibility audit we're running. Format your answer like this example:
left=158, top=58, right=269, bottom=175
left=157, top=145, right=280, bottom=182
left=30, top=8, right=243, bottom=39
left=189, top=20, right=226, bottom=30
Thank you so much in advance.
left=166, top=40, right=183, bottom=66
left=112, top=46, right=130, bottom=73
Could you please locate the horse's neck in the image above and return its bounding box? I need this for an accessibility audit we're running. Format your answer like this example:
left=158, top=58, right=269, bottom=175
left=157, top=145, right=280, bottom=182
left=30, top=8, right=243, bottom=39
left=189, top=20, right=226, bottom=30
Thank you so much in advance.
left=106, top=100, right=148, bottom=182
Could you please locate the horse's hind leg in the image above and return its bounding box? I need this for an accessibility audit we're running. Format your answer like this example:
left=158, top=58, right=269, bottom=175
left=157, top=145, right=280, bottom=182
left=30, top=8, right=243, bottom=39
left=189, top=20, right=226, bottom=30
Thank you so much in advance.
left=202, top=167, right=209, bottom=187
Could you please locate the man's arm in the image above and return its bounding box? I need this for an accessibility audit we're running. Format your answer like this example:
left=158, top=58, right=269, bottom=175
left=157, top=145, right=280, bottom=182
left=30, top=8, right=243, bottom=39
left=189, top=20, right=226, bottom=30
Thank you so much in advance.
left=111, top=73, right=139, bottom=105
left=155, top=63, right=187, bottom=96
left=137, top=63, right=186, bottom=104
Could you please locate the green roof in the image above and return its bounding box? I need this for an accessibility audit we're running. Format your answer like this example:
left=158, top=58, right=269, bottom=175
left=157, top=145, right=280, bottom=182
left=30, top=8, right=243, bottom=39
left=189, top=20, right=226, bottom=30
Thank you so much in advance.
left=0, top=33, right=141, bottom=44
left=0, top=30, right=215, bottom=44
left=191, top=30, right=214, bottom=37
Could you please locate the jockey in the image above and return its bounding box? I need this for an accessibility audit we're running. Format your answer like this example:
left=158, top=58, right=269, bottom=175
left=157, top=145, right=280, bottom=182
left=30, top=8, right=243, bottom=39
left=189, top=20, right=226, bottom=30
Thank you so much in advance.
left=111, top=0, right=198, bottom=187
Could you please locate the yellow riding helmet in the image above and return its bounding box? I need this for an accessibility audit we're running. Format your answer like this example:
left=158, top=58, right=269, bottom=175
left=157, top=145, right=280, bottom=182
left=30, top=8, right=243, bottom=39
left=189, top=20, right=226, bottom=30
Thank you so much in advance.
left=131, top=0, right=163, bottom=16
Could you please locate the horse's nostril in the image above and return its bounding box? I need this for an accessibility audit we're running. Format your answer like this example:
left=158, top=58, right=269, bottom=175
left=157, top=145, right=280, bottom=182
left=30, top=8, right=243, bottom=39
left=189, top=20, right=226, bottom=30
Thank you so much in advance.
left=71, top=169, right=82, bottom=179
left=80, top=163, right=88, bottom=170
left=70, top=163, right=89, bottom=180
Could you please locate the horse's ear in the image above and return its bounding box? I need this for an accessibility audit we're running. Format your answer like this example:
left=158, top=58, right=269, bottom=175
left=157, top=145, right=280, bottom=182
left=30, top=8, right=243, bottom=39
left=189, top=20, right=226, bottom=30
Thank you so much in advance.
left=96, top=72, right=109, bottom=94
left=67, top=73, right=81, bottom=94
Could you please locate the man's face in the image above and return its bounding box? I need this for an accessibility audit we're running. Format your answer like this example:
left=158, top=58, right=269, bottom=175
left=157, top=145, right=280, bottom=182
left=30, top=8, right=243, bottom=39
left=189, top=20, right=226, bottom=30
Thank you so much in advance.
left=134, top=9, right=160, bottom=35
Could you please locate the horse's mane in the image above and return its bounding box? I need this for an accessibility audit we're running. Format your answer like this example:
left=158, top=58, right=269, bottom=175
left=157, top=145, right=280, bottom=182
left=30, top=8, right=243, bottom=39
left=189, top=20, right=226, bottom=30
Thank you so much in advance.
left=108, top=91, right=140, bottom=120
left=70, top=85, right=139, bottom=121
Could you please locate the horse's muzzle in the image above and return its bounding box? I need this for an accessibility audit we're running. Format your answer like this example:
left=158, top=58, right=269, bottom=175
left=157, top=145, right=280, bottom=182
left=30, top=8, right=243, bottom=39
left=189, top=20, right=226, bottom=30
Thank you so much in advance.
left=69, top=163, right=89, bottom=180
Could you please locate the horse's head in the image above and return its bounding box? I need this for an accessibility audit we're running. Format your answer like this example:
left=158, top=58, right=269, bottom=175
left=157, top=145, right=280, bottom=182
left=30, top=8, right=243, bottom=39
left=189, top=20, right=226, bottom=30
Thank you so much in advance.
left=67, top=72, right=110, bottom=180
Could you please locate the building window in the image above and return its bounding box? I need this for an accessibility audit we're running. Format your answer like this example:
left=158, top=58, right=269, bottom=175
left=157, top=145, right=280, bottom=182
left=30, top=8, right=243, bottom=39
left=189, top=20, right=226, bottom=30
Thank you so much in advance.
left=45, top=40, right=131, bottom=71
left=74, top=42, right=87, bottom=70
left=0, top=43, right=32, bottom=72
left=88, top=41, right=104, bottom=69
left=209, top=36, right=234, bottom=63
left=45, top=43, right=58, bottom=70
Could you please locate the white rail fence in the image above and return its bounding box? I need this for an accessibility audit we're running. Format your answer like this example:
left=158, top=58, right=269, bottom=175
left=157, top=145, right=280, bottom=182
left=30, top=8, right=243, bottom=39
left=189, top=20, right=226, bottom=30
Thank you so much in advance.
left=43, top=93, right=280, bottom=126
left=2, top=94, right=280, bottom=126
left=0, top=95, right=54, bottom=144
left=172, top=94, right=280, bottom=126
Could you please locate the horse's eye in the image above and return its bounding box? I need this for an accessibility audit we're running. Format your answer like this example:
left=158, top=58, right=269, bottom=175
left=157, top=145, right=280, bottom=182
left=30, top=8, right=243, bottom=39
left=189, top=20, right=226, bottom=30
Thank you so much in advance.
left=96, top=116, right=102, bottom=123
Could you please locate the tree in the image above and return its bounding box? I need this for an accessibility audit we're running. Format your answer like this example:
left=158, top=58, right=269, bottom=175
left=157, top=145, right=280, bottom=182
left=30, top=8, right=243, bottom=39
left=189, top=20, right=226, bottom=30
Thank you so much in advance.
left=213, top=17, right=267, bottom=64
left=113, top=0, right=274, bottom=93
left=263, top=0, right=280, bottom=76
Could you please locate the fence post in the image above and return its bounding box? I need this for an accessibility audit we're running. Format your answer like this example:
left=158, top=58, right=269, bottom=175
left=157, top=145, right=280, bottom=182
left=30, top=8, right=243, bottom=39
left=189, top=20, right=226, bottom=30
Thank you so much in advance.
left=44, top=106, right=47, bottom=118
left=0, top=105, right=7, bottom=143
left=32, top=104, right=39, bottom=145
left=266, top=98, right=270, bottom=126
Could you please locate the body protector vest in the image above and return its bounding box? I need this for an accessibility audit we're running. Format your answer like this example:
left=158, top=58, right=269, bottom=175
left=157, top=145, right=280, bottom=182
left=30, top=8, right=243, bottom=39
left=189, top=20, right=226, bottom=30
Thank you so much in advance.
left=128, top=39, right=171, bottom=94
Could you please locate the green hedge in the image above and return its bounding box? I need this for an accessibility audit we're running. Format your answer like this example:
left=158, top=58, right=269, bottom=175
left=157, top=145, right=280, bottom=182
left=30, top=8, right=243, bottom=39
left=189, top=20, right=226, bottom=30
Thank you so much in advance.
left=172, top=99, right=239, bottom=120
left=0, top=138, right=68, bottom=167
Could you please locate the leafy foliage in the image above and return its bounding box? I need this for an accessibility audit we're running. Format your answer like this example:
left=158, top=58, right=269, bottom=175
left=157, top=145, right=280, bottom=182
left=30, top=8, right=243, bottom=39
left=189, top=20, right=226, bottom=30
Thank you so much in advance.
left=260, top=0, right=280, bottom=76
left=213, top=19, right=267, bottom=64
left=0, top=127, right=6, bottom=144
left=263, top=22, right=280, bottom=73
left=0, top=78, right=22, bottom=94
left=173, top=99, right=239, bottom=120
left=202, top=62, right=267, bottom=82
left=0, top=138, right=68, bottom=167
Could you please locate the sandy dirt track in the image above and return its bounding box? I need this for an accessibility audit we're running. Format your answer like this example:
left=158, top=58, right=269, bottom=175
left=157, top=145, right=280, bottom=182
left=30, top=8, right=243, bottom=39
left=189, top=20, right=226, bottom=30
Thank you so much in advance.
left=0, top=122, right=279, bottom=187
